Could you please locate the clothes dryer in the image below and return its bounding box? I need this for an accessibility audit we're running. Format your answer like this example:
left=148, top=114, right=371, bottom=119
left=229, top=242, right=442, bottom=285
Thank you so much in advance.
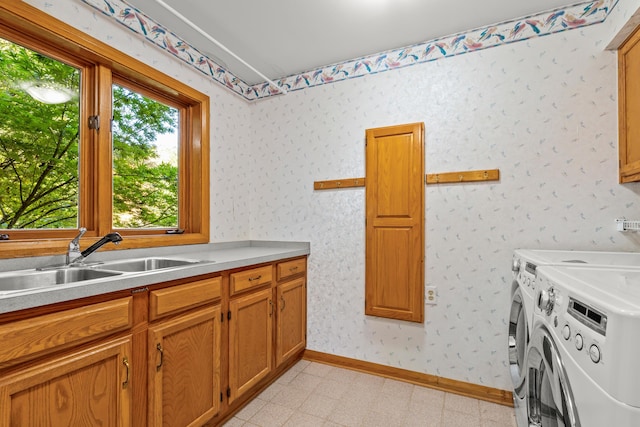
left=509, top=249, right=640, bottom=427
left=527, top=265, right=640, bottom=426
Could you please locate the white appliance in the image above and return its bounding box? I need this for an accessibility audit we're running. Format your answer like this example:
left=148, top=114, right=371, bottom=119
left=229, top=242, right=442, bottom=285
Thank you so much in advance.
left=509, top=249, right=640, bottom=427
left=527, top=265, right=640, bottom=426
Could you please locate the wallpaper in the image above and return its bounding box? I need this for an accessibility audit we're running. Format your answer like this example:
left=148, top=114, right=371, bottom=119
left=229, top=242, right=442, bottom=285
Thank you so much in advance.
left=246, top=20, right=640, bottom=391
left=20, top=0, right=640, bottom=393
left=79, top=0, right=617, bottom=101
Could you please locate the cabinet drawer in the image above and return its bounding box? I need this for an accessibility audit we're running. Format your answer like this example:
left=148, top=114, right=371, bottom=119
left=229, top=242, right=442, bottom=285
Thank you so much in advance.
left=230, top=265, right=272, bottom=295
left=277, top=258, right=306, bottom=281
left=0, top=297, right=132, bottom=368
left=150, top=277, right=221, bottom=321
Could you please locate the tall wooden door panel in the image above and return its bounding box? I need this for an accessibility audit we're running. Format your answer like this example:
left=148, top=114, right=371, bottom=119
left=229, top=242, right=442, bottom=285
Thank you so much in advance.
left=0, top=336, right=132, bottom=427
left=148, top=305, right=221, bottom=427
left=228, top=288, right=273, bottom=404
left=365, top=122, right=425, bottom=323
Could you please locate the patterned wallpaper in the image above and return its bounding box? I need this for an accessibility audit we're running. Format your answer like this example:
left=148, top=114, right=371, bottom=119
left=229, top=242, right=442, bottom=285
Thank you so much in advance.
left=80, top=0, right=617, bottom=101
left=21, top=0, right=640, bottom=392
left=246, top=15, right=640, bottom=390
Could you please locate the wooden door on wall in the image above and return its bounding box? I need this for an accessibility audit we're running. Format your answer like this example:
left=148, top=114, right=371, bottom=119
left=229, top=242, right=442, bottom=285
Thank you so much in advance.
left=365, top=122, right=425, bottom=323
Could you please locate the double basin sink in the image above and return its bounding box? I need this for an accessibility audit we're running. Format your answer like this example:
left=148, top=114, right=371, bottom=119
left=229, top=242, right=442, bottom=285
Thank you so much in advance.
left=0, top=258, right=202, bottom=293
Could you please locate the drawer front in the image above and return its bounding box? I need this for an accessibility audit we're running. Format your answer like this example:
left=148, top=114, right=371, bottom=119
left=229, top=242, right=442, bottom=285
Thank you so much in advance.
left=150, top=277, right=222, bottom=321
left=230, top=265, right=272, bottom=295
left=277, top=258, right=306, bottom=281
left=0, top=297, right=132, bottom=368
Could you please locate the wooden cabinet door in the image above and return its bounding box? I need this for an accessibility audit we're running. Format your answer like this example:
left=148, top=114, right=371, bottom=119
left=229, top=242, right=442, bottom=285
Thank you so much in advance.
left=619, top=26, right=640, bottom=182
left=0, top=335, right=132, bottom=427
left=228, top=288, right=273, bottom=404
left=276, top=277, right=306, bottom=367
left=148, top=305, right=221, bottom=427
left=365, top=122, right=425, bottom=323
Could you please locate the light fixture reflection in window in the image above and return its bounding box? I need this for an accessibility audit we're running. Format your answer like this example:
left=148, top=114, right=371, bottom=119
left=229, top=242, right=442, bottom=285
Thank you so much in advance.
left=19, top=81, right=75, bottom=104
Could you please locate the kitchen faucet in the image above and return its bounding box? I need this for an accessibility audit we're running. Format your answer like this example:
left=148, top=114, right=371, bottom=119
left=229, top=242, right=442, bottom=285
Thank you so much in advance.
left=67, top=228, right=123, bottom=265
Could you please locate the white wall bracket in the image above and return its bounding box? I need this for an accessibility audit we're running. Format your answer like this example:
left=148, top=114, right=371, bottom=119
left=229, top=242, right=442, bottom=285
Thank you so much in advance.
left=616, top=218, right=640, bottom=232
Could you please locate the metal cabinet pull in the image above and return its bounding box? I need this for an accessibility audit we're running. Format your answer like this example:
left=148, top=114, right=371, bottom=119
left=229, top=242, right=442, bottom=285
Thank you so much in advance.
left=269, top=300, right=273, bottom=317
left=248, top=275, right=262, bottom=282
left=289, top=266, right=298, bottom=272
left=156, top=343, right=164, bottom=371
left=122, top=357, right=130, bottom=389
left=280, top=296, right=286, bottom=311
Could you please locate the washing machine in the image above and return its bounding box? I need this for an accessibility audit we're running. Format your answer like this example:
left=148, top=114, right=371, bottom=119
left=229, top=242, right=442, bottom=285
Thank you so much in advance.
left=527, top=265, right=640, bottom=426
left=509, top=249, right=640, bottom=427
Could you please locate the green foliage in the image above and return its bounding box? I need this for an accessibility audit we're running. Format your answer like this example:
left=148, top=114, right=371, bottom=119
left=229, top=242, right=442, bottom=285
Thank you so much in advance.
left=0, top=39, right=179, bottom=230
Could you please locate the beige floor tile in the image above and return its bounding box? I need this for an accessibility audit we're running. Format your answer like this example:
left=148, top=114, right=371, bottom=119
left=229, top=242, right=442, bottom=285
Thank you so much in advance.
left=442, top=410, right=482, bottom=427
left=370, top=392, right=410, bottom=420
left=480, top=420, right=517, bottom=427
left=381, top=377, right=415, bottom=400
left=410, top=386, right=445, bottom=415
left=276, top=368, right=300, bottom=385
left=282, top=411, right=326, bottom=427
left=360, top=409, right=407, bottom=427
left=235, top=398, right=268, bottom=421
left=478, top=400, right=517, bottom=426
left=324, top=366, right=359, bottom=384
left=299, top=393, right=340, bottom=418
left=258, top=382, right=286, bottom=402
left=327, top=406, right=368, bottom=427
left=248, top=402, right=294, bottom=427
left=404, top=411, right=443, bottom=427
left=303, top=362, right=335, bottom=378
left=314, top=378, right=351, bottom=400
left=289, top=372, right=323, bottom=391
left=270, top=385, right=313, bottom=409
left=444, top=393, right=480, bottom=416
left=221, top=417, right=246, bottom=427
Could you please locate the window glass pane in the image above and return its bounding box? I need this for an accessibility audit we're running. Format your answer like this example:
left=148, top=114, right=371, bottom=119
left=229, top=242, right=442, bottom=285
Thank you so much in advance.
left=112, top=84, right=179, bottom=229
left=0, top=38, right=80, bottom=229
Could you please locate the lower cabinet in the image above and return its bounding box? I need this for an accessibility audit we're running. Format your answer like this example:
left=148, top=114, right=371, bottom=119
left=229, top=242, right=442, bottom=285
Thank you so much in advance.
left=148, top=305, right=222, bottom=427
left=0, top=335, right=133, bottom=427
left=0, top=255, right=307, bottom=427
left=228, top=287, right=273, bottom=405
left=276, top=277, right=306, bottom=367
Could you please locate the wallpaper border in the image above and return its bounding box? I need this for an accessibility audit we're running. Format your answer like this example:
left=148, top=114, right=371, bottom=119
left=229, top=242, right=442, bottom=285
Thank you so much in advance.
left=81, top=0, right=617, bottom=101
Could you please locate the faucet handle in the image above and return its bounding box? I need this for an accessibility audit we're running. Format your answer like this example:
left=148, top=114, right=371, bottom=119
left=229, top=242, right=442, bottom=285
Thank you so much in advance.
left=73, top=227, right=87, bottom=242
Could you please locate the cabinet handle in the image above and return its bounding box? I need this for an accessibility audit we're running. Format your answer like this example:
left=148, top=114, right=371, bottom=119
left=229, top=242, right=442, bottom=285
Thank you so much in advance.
left=248, top=275, right=262, bottom=282
left=289, top=266, right=298, bottom=272
left=280, top=295, right=286, bottom=311
left=269, top=299, right=273, bottom=317
left=122, top=357, right=130, bottom=389
left=156, top=343, right=164, bottom=371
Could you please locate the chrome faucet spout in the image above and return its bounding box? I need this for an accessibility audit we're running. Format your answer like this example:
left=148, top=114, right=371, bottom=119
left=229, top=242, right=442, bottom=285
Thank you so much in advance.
left=68, top=231, right=123, bottom=265
left=67, top=227, right=86, bottom=265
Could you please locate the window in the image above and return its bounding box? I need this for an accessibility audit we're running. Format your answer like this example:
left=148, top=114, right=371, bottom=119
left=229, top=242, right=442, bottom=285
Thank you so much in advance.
left=0, top=3, right=210, bottom=258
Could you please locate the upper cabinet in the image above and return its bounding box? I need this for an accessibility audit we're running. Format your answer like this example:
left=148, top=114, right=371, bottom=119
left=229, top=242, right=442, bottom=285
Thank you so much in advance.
left=619, top=26, right=640, bottom=183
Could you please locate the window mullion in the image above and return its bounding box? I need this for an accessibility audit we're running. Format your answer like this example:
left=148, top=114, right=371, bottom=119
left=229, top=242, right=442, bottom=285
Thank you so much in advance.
left=94, top=64, right=114, bottom=236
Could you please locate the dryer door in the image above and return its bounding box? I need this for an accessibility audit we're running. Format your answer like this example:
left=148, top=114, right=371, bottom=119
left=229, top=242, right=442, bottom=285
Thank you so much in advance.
left=527, top=325, right=580, bottom=427
left=508, top=285, right=528, bottom=397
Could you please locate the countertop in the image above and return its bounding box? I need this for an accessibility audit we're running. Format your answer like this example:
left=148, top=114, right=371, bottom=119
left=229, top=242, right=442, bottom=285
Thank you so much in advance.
left=0, top=240, right=310, bottom=314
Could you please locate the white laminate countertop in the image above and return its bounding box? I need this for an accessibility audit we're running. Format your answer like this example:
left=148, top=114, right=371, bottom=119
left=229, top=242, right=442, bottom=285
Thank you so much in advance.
left=0, top=240, right=310, bottom=314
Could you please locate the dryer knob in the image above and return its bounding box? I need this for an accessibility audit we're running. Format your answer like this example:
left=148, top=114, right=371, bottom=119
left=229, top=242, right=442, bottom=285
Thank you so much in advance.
left=537, top=288, right=555, bottom=315
left=512, top=258, right=521, bottom=272
left=562, top=324, right=571, bottom=340
left=575, top=334, right=584, bottom=351
left=589, top=344, right=601, bottom=363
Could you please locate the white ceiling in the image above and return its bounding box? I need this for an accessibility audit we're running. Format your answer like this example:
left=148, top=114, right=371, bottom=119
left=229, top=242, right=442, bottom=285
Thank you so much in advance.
left=125, top=0, right=579, bottom=85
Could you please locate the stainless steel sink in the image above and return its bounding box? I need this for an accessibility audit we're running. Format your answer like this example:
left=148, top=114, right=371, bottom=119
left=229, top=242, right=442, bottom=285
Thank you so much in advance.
left=0, top=268, right=122, bottom=292
left=94, top=257, right=200, bottom=273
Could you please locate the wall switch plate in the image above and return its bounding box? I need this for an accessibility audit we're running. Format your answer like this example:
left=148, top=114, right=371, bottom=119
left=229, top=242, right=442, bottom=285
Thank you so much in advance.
left=426, top=285, right=437, bottom=305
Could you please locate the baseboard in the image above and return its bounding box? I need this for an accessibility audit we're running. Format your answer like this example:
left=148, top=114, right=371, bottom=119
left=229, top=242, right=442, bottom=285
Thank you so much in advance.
left=303, top=349, right=514, bottom=407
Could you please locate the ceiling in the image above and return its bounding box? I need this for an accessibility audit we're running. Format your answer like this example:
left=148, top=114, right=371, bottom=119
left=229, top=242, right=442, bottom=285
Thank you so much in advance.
left=125, top=0, right=580, bottom=85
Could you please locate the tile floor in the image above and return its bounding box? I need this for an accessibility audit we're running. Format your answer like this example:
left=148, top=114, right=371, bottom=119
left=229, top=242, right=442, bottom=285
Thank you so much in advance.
left=222, top=360, right=516, bottom=427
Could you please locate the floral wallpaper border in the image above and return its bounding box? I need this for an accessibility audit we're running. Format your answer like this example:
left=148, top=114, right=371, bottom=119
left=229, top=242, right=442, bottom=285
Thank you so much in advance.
left=82, top=0, right=617, bottom=101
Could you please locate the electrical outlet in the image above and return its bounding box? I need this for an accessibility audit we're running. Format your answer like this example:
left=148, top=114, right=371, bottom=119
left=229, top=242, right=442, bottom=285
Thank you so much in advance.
left=426, top=285, right=437, bottom=305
